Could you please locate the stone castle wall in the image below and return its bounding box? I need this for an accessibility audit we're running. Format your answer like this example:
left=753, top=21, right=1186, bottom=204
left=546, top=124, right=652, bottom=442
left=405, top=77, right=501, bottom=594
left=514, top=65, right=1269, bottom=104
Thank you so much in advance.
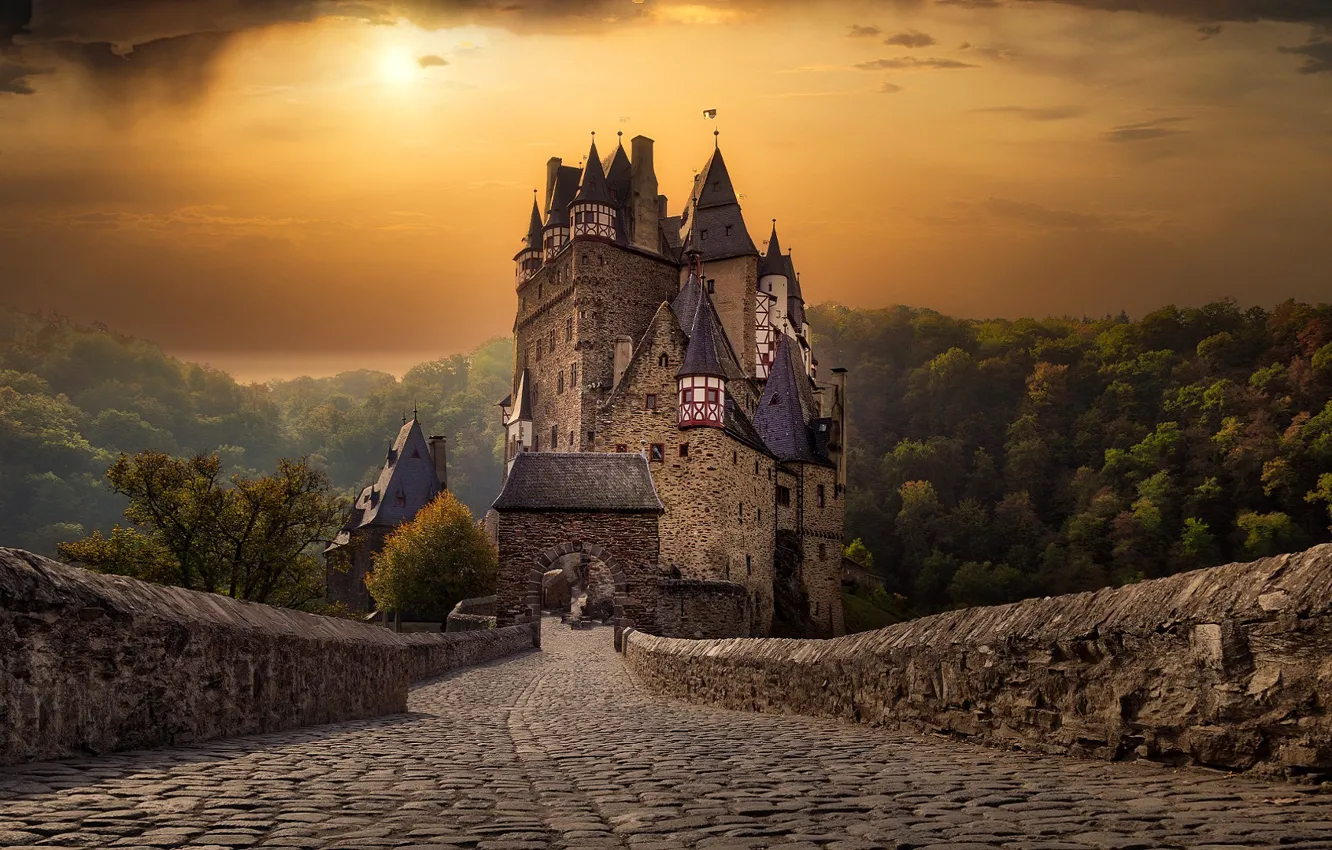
left=1, top=549, right=534, bottom=766
left=655, top=579, right=750, bottom=639
left=685, top=254, right=759, bottom=388
left=624, top=545, right=1332, bottom=777
left=798, top=463, right=845, bottom=637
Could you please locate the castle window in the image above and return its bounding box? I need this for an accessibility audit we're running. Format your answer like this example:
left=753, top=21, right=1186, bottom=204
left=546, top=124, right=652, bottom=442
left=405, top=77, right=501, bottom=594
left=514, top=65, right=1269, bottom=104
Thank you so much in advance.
left=746, top=554, right=752, bottom=576
left=708, top=388, right=720, bottom=405
left=395, top=491, right=406, bottom=508
left=533, top=434, right=540, bottom=452
left=548, top=330, right=556, bottom=353
left=645, top=393, right=658, bottom=410
left=551, top=425, right=558, bottom=448
left=650, top=444, right=665, bottom=462
left=817, top=484, right=826, bottom=508
left=658, top=352, right=669, bottom=368
left=707, top=279, right=715, bottom=294
left=679, top=443, right=689, bottom=458
left=565, top=317, right=573, bottom=342
left=570, top=362, right=578, bottom=386
left=754, top=459, right=759, bottom=475
left=777, top=486, right=791, bottom=506
left=732, top=450, right=737, bottom=465
left=682, top=387, right=693, bottom=404
left=588, top=430, right=595, bottom=442
left=538, top=282, right=543, bottom=299
left=738, top=503, right=743, bottom=522
left=701, top=228, right=708, bottom=240
left=570, top=430, right=574, bottom=447
left=757, top=508, right=761, bottom=523
left=615, top=444, right=628, bottom=453
left=536, top=345, right=543, bottom=363
left=819, top=543, right=827, bottom=559
left=725, top=225, right=733, bottom=236
left=557, top=371, right=564, bottom=394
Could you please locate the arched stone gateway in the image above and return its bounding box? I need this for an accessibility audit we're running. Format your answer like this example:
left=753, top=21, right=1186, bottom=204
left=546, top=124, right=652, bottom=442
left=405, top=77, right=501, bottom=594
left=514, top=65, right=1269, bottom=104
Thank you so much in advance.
left=491, top=453, right=665, bottom=647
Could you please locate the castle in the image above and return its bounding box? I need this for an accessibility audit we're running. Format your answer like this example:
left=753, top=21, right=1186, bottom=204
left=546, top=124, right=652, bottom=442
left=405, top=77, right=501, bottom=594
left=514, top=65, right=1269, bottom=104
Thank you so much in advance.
left=495, top=131, right=848, bottom=638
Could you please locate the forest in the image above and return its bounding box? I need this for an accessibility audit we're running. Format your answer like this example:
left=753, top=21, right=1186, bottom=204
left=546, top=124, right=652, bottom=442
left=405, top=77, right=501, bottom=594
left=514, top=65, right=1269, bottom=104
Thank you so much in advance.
left=3, top=299, right=1330, bottom=616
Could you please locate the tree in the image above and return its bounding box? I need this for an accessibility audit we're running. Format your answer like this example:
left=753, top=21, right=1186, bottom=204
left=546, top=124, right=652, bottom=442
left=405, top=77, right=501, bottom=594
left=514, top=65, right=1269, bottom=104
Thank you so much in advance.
left=57, top=451, right=343, bottom=609
left=1236, top=511, right=1304, bottom=559
left=365, top=491, right=497, bottom=623
left=843, top=538, right=874, bottom=570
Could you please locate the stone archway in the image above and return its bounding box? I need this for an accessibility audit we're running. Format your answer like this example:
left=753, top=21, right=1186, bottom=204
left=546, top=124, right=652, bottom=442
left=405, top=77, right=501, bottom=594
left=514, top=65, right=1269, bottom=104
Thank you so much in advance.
left=530, top=541, right=631, bottom=638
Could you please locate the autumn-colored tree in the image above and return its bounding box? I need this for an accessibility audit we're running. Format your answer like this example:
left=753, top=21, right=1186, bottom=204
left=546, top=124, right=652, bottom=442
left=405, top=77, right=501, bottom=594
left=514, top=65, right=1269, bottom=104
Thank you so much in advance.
left=365, top=491, right=497, bottom=623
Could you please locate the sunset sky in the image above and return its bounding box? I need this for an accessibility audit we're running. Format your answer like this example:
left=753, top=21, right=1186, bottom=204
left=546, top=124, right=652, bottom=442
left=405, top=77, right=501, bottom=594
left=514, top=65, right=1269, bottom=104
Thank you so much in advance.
left=2, top=0, right=1330, bottom=381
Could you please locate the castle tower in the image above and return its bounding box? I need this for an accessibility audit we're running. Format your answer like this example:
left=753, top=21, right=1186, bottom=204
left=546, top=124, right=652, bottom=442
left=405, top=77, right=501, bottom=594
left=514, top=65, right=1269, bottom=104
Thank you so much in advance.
left=514, top=195, right=544, bottom=286
left=756, top=220, right=788, bottom=380
left=680, top=138, right=758, bottom=380
left=543, top=159, right=580, bottom=260
left=570, top=137, right=618, bottom=242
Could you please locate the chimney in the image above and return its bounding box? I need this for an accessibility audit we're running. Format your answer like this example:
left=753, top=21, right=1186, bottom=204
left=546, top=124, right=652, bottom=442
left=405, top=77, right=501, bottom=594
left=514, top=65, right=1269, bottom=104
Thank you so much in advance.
left=630, top=136, right=659, bottom=252
left=612, top=336, right=633, bottom=390
left=544, top=157, right=562, bottom=217
left=428, top=435, right=448, bottom=493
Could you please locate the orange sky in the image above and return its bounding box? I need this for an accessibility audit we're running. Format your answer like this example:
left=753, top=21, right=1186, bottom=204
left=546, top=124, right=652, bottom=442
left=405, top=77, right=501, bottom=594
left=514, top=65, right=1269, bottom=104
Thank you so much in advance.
left=1, top=1, right=1330, bottom=381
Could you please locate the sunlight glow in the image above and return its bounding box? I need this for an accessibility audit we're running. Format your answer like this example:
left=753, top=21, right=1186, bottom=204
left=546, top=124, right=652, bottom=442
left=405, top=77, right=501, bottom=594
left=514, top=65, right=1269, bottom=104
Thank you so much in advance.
left=377, top=48, right=419, bottom=86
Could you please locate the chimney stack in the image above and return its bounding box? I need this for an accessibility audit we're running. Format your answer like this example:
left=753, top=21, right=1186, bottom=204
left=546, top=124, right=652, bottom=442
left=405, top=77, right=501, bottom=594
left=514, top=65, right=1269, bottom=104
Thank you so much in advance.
left=544, top=157, right=562, bottom=217
left=428, top=435, right=448, bottom=493
left=630, top=136, right=659, bottom=252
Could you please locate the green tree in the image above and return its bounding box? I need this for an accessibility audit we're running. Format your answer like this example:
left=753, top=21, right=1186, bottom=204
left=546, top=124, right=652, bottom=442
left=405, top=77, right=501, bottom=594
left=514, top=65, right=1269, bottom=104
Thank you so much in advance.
left=365, top=491, right=497, bottom=622
left=1236, top=511, right=1304, bottom=558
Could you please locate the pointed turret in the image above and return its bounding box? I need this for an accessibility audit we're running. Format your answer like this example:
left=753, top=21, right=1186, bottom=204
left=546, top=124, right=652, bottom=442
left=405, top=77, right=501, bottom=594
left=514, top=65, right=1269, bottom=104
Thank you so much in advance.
left=571, top=135, right=618, bottom=241
left=604, top=134, right=632, bottom=204
left=753, top=334, right=822, bottom=464
left=676, top=269, right=731, bottom=429
left=543, top=163, right=581, bottom=260
left=513, top=194, right=544, bottom=285
left=759, top=220, right=785, bottom=277
left=679, top=140, right=756, bottom=262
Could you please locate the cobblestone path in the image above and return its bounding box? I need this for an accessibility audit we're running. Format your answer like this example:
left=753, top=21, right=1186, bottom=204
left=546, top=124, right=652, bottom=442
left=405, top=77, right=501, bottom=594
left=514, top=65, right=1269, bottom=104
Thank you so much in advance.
left=5, top=622, right=1332, bottom=850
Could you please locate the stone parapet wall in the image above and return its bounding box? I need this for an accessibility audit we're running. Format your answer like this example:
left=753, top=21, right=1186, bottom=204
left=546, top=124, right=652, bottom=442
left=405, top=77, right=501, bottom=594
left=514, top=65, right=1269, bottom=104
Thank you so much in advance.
left=446, top=613, right=498, bottom=632
left=655, top=579, right=750, bottom=639
left=625, top=545, right=1332, bottom=778
left=0, top=549, right=532, bottom=766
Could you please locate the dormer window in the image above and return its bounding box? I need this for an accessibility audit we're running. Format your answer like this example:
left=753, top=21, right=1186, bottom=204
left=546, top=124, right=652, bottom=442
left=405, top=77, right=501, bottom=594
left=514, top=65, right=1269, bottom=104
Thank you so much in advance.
left=725, top=225, right=732, bottom=236
left=394, top=491, right=406, bottom=508
left=701, top=228, right=709, bottom=240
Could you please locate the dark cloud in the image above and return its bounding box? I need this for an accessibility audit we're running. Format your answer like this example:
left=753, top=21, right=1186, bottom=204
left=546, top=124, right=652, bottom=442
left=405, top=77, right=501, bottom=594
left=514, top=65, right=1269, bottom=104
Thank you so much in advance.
left=1035, top=0, right=1332, bottom=26
left=52, top=32, right=231, bottom=105
left=881, top=81, right=904, bottom=93
left=972, top=104, right=1085, bottom=120
left=847, top=23, right=881, bottom=37
left=1280, top=38, right=1332, bottom=73
left=0, top=56, right=48, bottom=93
left=1102, top=116, right=1189, bottom=142
left=885, top=29, right=936, bottom=47
left=417, top=53, right=448, bottom=67
left=1197, top=23, right=1224, bottom=38
left=854, top=56, right=977, bottom=69
left=983, top=197, right=1109, bottom=229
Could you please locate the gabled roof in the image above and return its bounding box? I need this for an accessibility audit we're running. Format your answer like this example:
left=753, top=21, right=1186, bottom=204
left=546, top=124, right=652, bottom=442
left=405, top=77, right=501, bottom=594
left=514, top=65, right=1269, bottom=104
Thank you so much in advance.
left=603, top=141, right=632, bottom=205
left=546, top=165, right=581, bottom=227
left=327, top=418, right=445, bottom=550
left=671, top=268, right=705, bottom=335
left=753, top=334, right=826, bottom=465
left=724, top=395, right=774, bottom=457
left=493, top=452, right=665, bottom=513
left=573, top=139, right=614, bottom=206
left=510, top=368, right=534, bottom=423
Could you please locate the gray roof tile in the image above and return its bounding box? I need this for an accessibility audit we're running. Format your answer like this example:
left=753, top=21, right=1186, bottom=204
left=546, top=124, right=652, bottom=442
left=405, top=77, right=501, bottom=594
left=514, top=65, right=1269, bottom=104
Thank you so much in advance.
left=573, top=139, right=614, bottom=206
left=753, top=334, right=827, bottom=465
left=493, top=452, right=664, bottom=513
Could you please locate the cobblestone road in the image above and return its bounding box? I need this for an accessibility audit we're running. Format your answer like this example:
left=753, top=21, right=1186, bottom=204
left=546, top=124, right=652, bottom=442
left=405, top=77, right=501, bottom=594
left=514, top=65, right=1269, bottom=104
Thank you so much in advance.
left=5, top=621, right=1332, bottom=849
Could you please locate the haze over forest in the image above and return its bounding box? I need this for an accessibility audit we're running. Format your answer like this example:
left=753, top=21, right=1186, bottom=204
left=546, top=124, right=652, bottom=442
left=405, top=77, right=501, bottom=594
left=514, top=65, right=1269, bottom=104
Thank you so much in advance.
left=2, top=0, right=1331, bottom=380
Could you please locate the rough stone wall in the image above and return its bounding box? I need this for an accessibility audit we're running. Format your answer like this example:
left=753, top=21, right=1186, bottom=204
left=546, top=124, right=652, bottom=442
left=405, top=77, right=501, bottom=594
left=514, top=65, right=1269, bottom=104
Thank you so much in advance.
left=492, top=511, right=664, bottom=632
left=403, top=624, right=533, bottom=681
left=799, top=463, right=845, bottom=637
left=0, top=549, right=533, bottom=766
left=515, top=240, right=677, bottom=456
left=655, top=579, right=750, bottom=639
left=624, top=545, right=1332, bottom=778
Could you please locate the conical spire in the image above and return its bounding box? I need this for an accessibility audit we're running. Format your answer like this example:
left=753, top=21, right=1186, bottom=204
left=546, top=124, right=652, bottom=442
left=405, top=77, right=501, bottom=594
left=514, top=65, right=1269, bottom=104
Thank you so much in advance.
left=525, top=193, right=543, bottom=250
left=677, top=275, right=729, bottom=381
left=573, top=136, right=613, bottom=205
left=604, top=132, right=632, bottom=202
left=753, top=334, right=820, bottom=463
left=694, top=145, right=739, bottom=209
left=759, top=219, right=786, bottom=277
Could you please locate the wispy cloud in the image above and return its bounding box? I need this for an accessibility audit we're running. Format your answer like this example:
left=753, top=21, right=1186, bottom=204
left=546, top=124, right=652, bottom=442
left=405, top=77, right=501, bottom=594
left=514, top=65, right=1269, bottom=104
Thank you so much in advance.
left=854, top=56, right=977, bottom=70
left=417, top=54, right=448, bottom=68
left=1279, top=38, right=1332, bottom=74
left=1102, top=117, right=1189, bottom=142
left=972, top=104, right=1085, bottom=121
left=847, top=24, right=881, bottom=37
left=884, top=30, right=936, bottom=48
left=881, top=81, right=904, bottom=94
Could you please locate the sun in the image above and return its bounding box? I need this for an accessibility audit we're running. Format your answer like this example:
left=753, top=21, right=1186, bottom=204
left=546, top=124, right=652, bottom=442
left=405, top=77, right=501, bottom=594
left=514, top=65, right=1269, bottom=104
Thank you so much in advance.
left=377, top=48, right=419, bottom=86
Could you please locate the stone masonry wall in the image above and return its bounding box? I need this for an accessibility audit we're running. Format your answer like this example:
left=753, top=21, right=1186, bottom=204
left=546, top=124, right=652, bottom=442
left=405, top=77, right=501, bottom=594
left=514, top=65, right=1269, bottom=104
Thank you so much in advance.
left=625, top=545, right=1332, bottom=778
left=799, top=463, right=845, bottom=638
left=655, top=579, right=750, bottom=639
left=493, top=511, right=663, bottom=632
left=0, top=549, right=533, bottom=766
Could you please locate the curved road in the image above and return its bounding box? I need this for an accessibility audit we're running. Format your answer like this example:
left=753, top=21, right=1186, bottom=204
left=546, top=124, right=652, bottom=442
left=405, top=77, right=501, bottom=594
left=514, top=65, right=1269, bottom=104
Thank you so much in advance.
left=3, top=622, right=1332, bottom=849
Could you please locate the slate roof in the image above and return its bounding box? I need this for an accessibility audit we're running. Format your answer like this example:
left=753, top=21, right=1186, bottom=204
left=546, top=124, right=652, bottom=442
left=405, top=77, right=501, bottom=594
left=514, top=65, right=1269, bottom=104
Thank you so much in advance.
left=724, top=396, right=774, bottom=457
left=678, top=143, right=757, bottom=262
left=677, top=275, right=731, bottom=380
left=753, top=334, right=828, bottom=465
left=573, top=139, right=614, bottom=206
left=603, top=141, right=632, bottom=205
left=759, top=221, right=785, bottom=278
left=493, top=452, right=665, bottom=513
left=513, top=197, right=543, bottom=260
left=546, top=165, right=581, bottom=227
left=694, top=146, right=739, bottom=209
left=325, top=418, right=445, bottom=551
